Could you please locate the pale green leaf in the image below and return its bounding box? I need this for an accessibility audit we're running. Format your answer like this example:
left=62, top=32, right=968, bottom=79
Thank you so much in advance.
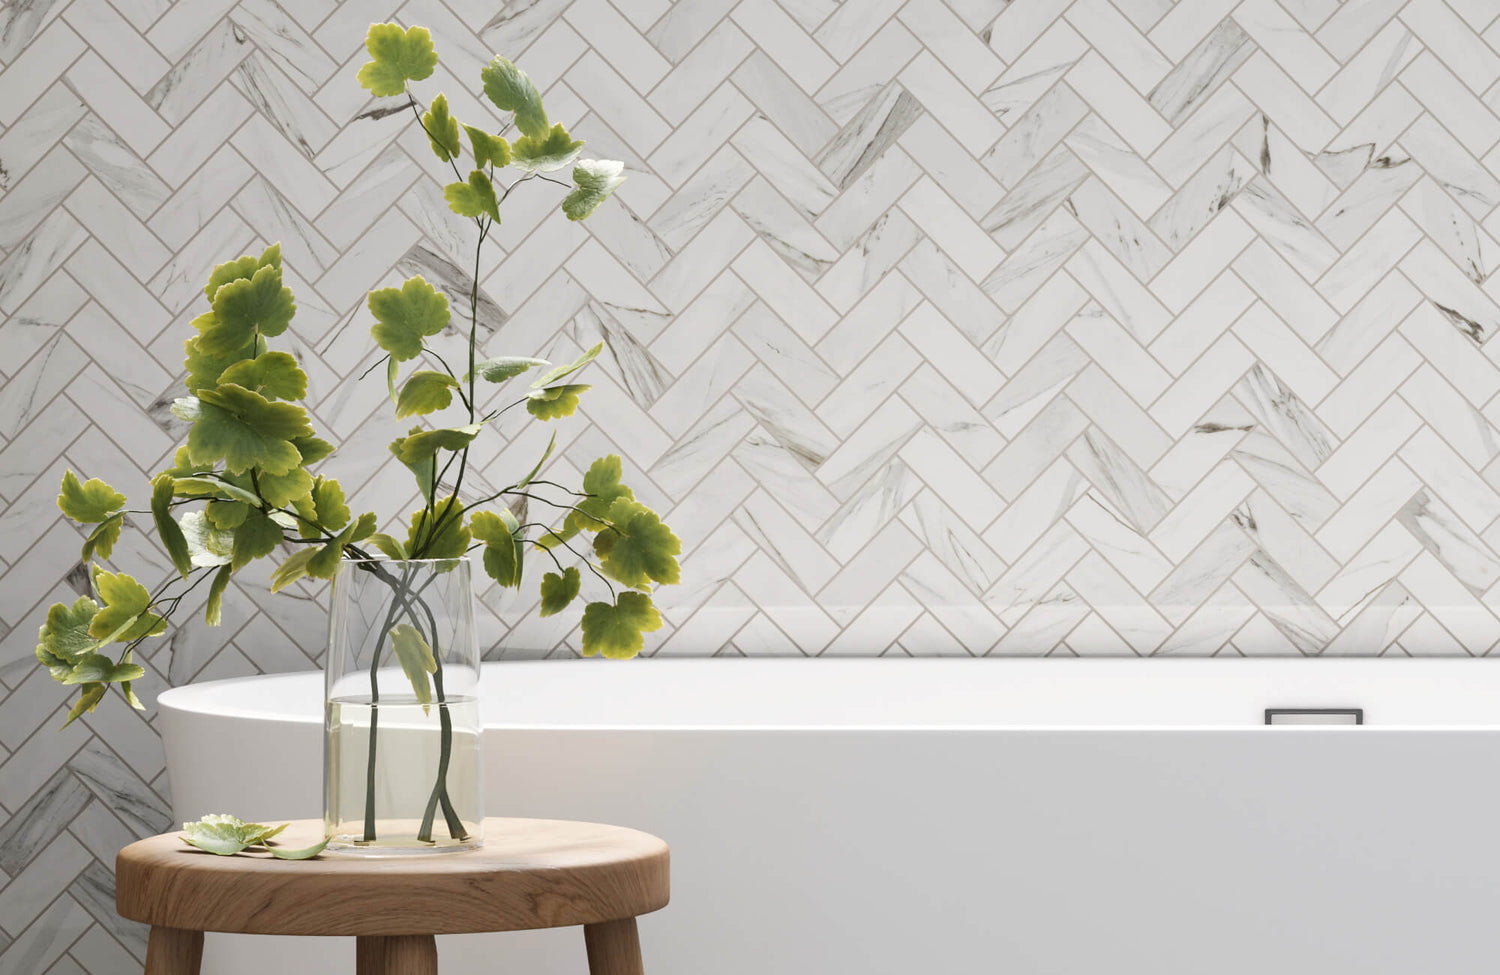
left=62, top=683, right=105, bottom=727
left=185, top=385, right=314, bottom=475
left=421, top=92, right=462, bottom=161
left=517, top=430, right=555, bottom=489
left=151, top=474, right=192, bottom=579
left=525, top=383, right=589, bottom=420
left=80, top=513, right=123, bottom=562
left=387, top=355, right=400, bottom=405
left=89, top=569, right=166, bottom=643
left=464, top=125, right=511, bottom=169
left=562, top=159, right=626, bottom=221
left=405, top=496, right=471, bottom=560
left=172, top=476, right=264, bottom=508
left=217, top=351, right=307, bottom=401
left=480, top=55, right=548, bottom=139
left=205, top=564, right=232, bottom=626
left=530, top=342, right=601, bottom=387
left=592, top=497, right=681, bottom=588
left=230, top=507, right=282, bottom=571
left=510, top=122, right=583, bottom=175
left=396, top=370, right=459, bottom=419
left=310, top=476, right=351, bottom=532
left=203, top=244, right=281, bottom=302
left=61, top=652, right=144, bottom=685
left=390, top=623, right=436, bottom=709
left=580, top=592, right=661, bottom=659
left=185, top=332, right=266, bottom=393
left=471, top=509, right=521, bottom=587
left=565, top=454, right=633, bottom=535
left=393, top=424, right=483, bottom=465
left=36, top=596, right=100, bottom=675
left=444, top=170, right=500, bottom=221
left=254, top=467, right=313, bottom=509
left=539, top=566, right=580, bottom=616
left=205, top=500, right=247, bottom=530
left=368, top=276, right=449, bottom=362
left=368, top=532, right=407, bottom=560
left=198, top=264, right=295, bottom=356
left=57, top=471, right=125, bottom=523
left=179, top=511, right=235, bottom=568
left=357, top=23, right=437, bottom=97
left=470, top=355, right=547, bottom=383
left=268, top=838, right=329, bottom=860
left=292, top=435, right=336, bottom=466
left=270, top=547, right=319, bottom=592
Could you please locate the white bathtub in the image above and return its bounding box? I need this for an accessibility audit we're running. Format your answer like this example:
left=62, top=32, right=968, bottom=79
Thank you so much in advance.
left=159, top=659, right=1500, bottom=975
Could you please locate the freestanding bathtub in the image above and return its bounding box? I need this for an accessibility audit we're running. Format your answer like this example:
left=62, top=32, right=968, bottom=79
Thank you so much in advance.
left=158, top=659, right=1500, bottom=975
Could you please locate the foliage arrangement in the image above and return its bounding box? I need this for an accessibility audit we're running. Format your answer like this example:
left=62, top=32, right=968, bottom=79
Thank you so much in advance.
left=37, top=24, right=682, bottom=840
left=180, top=814, right=329, bottom=859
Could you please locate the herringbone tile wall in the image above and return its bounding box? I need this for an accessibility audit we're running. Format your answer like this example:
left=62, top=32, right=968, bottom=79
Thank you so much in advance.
left=5, top=0, right=1500, bottom=968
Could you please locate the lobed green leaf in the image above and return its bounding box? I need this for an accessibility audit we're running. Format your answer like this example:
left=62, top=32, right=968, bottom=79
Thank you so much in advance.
left=580, top=591, right=661, bottom=659
left=58, top=471, right=125, bottom=524
left=369, top=276, right=450, bottom=362
left=389, top=623, right=436, bottom=710
left=562, top=159, right=626, bottom=221
left=444, top=170, right=500, bottom=221
left=539, top=566, right=580, bottom=616
left=151, top=474, right=193, bottom=579
left=525, top=383, right=589, bottom=420
left=510, top=122, right=583, bottom=175
left=218, top=351, right=307, bottom=401
left=395, top=370, right=459, bottom=418
left=464, top=125, right=511, bottom=169
left=480, top=55, right=548, bottom=139
left=593, top=497, right=681, bottom=588
left=357, top=23, right=438, bottom=97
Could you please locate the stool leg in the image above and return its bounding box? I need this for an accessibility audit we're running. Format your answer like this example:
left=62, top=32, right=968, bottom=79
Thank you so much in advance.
left=584, top=918, right=644, bottom=975
left=145, top=926, right=203, bottom=974
left=360, top=934, right=437, bottom=975
left=356, top=935, right=386, bottom=975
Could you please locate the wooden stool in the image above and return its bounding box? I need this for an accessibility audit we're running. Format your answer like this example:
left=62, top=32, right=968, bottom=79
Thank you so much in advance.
left=115, top=817, right=670, bottom=974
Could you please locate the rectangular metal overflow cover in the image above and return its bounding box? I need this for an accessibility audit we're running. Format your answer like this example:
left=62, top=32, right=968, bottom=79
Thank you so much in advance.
left=1264, top=708, right=1364, bottom=725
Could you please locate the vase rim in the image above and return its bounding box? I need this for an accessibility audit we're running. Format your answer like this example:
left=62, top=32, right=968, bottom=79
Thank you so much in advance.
left=338, top=555, right=470, bottom=566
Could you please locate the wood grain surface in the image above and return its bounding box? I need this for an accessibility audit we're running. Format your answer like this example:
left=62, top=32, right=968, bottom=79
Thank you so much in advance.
left=116, top=818, right=669, bottom=936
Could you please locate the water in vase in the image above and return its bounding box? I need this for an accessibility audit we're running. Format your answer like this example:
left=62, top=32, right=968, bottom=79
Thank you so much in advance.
left=325, top=694, right=483, bottom=853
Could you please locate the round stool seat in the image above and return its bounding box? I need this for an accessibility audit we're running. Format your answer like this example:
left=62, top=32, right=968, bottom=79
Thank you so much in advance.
left=117, top=817, right=669, bottom=938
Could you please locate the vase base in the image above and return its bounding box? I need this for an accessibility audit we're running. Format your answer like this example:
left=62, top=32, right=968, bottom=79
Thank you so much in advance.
left=325, top=818, right=484, bottom=856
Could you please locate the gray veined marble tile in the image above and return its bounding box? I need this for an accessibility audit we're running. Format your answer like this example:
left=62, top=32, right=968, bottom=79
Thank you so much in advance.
left=1398, top=489, right=1500, bottom=595
left=1234, top=364, right=1336, bottom=471
left=1147, top=17, right=1252, bottom=126
left=814, top=80, right=921, bottom=191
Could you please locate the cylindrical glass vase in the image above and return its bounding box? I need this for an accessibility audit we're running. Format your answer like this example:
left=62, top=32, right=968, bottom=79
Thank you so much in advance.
left=324, top=557, right=483, bottom=854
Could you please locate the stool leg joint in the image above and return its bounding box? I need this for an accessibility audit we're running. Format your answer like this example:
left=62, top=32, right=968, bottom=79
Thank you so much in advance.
left=584, top=917, right=645, bottom=975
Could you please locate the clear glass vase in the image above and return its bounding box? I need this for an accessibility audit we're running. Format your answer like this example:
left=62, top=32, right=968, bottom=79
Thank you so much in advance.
left=324, top=557, right=483, bottom=854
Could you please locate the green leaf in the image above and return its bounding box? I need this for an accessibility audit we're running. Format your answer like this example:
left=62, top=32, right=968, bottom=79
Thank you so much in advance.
left=206, top=500, right=247, bottom=529
left=562, top=159, right=627, bottom=220
left=256, top=468, right=313, bottom=509
left=393, top=424, right=483, bottom=465
left=580, top=591, right=661, bottom=659
left=539, top=566, right=580, bottom=616
left=389, top=623, right=436, bottom=710
left=204, top=245, right=281, bottom=301
left=205, top=564, right=232, bottom=626
left=37, top=596, right=100, bottom=675
left=593, top=498, right=681, bottom=588
left=183, top=385, right=314, bottom=475
left=81, top=513, right=123, bottom=562
left=464, top=125, right=511, bottom=169
left=470, top=355, right=547, bottom=383
left=387, top=354, right=400, bottom=405
left=531, top=342, right=602, bottom=388
left=268, top=838, right=329, bottom=860
left=517, top=431, right=556, bottom=489
left=444, top=170, right=500, bottom=221
left=526, top=383, right=589, bottom=420
left=60, top=652, right=144, bottom=685
left=310, top=476, right=351, bottom=532
left=218, top=351, right=307, bottom=401
left=58, top=471, right=125, bottom=523
left=357, top=23, right=438, bottom=97
left=480, top=55, right=548, bottom=139
left=405, top=496, right=471, bottom=560
left=510, top=122, right=583, bottom=175
left=349, top=511, right=378, bottom=544
left=152, top=474, right=192, bottom=579
left=173, top=476, right=264, bottom=508
left=396, top=370, right=459, bottom=419
left=368, top=276, right=450, bottom=362
left=231, top=507, right=282, bottom=571
left=421, top=92, right=462, bottom=161
left=369, top=533, right=407, bottom=560
left=270, top=548, right=319, bottom=592
left=185, top=332, right=266, bottom=393
left=198, top=264, right=296, bottom=357
left=471, top=509, right=521, bottom=587
left=566, top=454, right=634, bottom=535
left=179, top=511, right=235, bottom=568
left=180, top=815, right=290, bottom=856
left=291, top=436, right=336, bottom=466
left=89, top=569, right=166, bottom=643
left=62, top=684, right=106, bottom=727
